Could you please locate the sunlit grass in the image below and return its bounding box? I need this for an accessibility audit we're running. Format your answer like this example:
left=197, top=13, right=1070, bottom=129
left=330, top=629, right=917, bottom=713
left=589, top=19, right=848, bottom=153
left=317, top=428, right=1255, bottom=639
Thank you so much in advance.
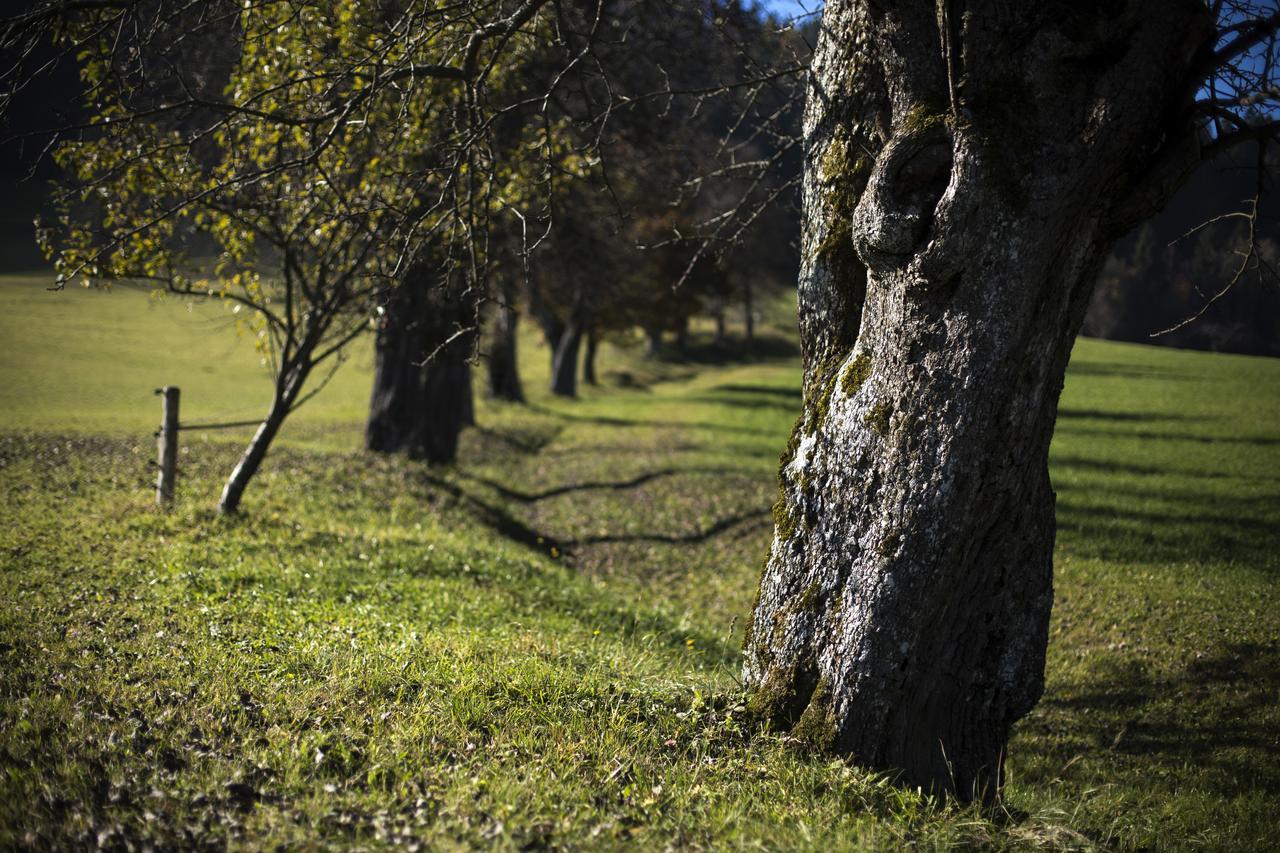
left=1, top=274, right=1278, bottom=848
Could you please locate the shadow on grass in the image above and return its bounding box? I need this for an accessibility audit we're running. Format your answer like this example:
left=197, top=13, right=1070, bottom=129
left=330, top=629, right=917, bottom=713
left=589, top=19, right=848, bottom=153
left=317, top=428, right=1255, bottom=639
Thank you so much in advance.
left=526, top=403, right=780, bottom=438
left=1039, top=643, right=1280, bottom=797
left=1055, top=424, right=1280, bottom=447
left=1065, top=359, right=1197, bottom=382
left=710, top=383, right=802, bottom=399
left=458, top=466, right=742, bottom=503
left=1049, top=454, right=1274, bottom=482
left=535, top=441, right=702, bottom=457
left=415, top=470, right=566, bottom=560
left=565, top=507, right=770, bottom=547
left=690, top=395, right=800, bottom=412
left=649, top=333, right=799, bottom=365
left=1055, top=493, right=1280, bottom=572
left=469, top=423, right=563, bottom=455
left=1056, top=408, right=1209, bottom=423
left=413, top=463, right=768, bottom=568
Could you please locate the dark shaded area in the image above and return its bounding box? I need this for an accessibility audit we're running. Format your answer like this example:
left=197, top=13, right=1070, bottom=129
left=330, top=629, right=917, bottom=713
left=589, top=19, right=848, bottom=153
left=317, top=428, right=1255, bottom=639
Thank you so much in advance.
left=710, top=384, right=802, bottom=399
left=1064, top=360, right=1198, bottom=381
left=1035, top=643, right=1280, bottom=797
left=469, top=424, right=563, bottom=456
left=1056, top=407, right=1207, bottom=423
left=1050, top=453, right=1275, bottom=482
left=690, top=397, right=798, bottom=412
left=1055, top=494, right=1280, bottom=573
left=459, top=466, right=740, bottom=503
left=415, top=469, right=567, bottom=562
left=1054, top=423, right=1280, bottom=447
left=692, top=388, right=802, bottom=412
left=527, top=403, right=780, bottom=437
left=564, top=508, right=769, bottom=547
left=647, top=333, right=799, bottom=365
left=1084, top=142, right=1280, bottom=358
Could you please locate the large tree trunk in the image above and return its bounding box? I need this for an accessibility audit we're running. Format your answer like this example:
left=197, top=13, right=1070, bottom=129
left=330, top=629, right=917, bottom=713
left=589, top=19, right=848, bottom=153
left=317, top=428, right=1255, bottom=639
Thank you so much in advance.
left=488, top=296, right=525, bottom=402
left=743, top=0, right=1212, bottom=801
left=366, top=267, right=476, bottom=464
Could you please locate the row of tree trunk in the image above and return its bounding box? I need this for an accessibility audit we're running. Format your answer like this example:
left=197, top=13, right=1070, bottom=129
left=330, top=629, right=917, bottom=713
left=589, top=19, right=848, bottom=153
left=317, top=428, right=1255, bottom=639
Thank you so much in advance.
left=363, top=265, right=762, bottom=467
left=364, top=273, right=602, bottom=466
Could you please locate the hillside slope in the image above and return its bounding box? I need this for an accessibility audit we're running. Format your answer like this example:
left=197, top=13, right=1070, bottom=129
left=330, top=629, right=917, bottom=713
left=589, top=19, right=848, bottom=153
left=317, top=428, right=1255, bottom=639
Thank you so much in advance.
left=1, top=275, right=1278, bottom=848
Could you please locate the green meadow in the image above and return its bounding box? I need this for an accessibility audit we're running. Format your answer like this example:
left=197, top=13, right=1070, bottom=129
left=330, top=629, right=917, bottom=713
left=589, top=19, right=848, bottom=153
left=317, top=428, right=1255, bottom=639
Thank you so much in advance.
left=1, top=273, right=1278, bottom=848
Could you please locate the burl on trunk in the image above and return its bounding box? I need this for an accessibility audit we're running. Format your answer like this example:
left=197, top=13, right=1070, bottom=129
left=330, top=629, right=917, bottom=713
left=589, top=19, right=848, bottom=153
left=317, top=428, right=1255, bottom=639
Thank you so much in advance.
left=744, top=0, right=1212, bottom=800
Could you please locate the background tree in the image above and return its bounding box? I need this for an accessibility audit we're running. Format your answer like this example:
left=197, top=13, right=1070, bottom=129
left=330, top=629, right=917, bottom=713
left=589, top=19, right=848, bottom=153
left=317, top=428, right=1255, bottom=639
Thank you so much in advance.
left=1084, top=140, right=1280, bottom=355
left=6, top=0, right=577, bottom=509
left=743, top=0, right=1280, bottom=801
left=484, top=235, right=527, bottom=402
left=32, top=1, right=429, bottom=512
left=366, top=261, right=478, bottom=463
left=469, top=0, right=806, bottom=396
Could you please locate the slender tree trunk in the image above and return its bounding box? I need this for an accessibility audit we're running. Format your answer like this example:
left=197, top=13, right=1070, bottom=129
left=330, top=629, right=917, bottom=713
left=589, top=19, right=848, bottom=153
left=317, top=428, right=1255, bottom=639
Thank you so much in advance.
left=488, top=296, right=524, bottom=402
left=219, top=359, right=311, bottom=514
left=713, top=307, right=727, bottom=346
left=644, top=326, right=663, bottom=358
left=674, top=316, right=689, bottom=356
left=582, top=329, right=599, bottom=386
left=744, top=0, right=1212, bottom=801
left=459, top=362, right=475, bottom=427
left=742, top=281, right=754, bottom=344
left=538, top=313, right=566, bottom=373
left=366, top=266, right=477, bottom=463
left=550, top=320, right=583, bottom=397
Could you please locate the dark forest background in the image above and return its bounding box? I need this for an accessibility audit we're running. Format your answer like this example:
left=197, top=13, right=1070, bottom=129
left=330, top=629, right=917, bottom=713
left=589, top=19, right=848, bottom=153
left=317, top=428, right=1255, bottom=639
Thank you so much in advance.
left=2, top=9, right=1277, bottom=359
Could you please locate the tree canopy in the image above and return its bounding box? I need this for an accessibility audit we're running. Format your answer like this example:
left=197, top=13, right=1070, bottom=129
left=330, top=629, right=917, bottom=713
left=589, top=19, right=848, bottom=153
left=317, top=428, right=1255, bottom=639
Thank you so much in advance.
left=1, top=0, right=806, bottom=508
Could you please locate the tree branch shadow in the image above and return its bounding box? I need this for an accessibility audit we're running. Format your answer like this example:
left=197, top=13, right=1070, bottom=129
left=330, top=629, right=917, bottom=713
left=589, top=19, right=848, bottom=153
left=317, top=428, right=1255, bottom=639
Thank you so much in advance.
left=1066, top=359, right=1196, bottom=381
left=565, top=507, right=770, bottom=547
left=456, top=466, right=744, bottom=503
left=526, top=403, right=780, bottom=437
left=415, top=470, right=567, bottom=561
left=1035, top=642, right=1280, bottom=797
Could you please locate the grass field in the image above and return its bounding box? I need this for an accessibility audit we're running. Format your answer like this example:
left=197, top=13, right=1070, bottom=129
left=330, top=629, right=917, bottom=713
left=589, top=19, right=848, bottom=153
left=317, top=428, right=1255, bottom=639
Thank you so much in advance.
left=2, top=273, right=1278, bottom=849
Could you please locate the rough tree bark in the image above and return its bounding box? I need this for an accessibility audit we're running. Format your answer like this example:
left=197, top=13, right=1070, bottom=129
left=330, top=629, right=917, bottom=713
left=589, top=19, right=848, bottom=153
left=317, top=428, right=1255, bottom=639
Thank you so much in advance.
left=366, top=266, right=477, bottom=464
left=488, top=291, right=525, bottom=402
left=744, top=0, right=1214, bottom=801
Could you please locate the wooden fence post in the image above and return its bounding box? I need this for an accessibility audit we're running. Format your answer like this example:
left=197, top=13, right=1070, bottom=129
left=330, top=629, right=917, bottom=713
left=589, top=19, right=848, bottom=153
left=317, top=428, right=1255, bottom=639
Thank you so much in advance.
left=156, top=386, right=180, bottom=506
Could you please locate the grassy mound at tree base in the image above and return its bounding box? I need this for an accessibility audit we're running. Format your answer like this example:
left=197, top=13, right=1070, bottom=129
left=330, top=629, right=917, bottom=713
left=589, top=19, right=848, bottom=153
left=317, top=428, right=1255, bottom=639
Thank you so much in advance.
left=1, top=276, right=1278, bottom=848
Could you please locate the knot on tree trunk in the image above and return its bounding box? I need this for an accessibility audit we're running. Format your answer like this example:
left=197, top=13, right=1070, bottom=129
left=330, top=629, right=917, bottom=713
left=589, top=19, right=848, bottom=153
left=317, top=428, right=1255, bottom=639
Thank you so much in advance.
left=853, top=113, right=954, bottom=274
